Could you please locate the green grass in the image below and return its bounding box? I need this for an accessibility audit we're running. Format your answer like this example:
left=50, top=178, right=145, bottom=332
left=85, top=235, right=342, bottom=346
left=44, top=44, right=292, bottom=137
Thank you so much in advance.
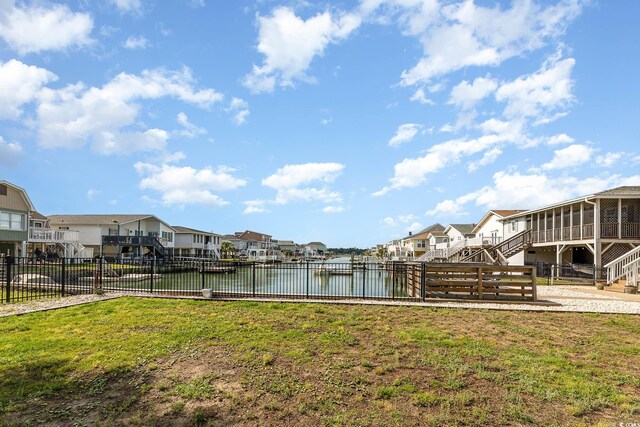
left=0, top=298, right=639, bottom=426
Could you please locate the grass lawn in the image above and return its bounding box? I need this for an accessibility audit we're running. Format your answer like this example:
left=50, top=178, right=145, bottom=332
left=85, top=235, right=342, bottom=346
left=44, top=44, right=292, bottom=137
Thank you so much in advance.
left=0, top=298, right=639, bottom=426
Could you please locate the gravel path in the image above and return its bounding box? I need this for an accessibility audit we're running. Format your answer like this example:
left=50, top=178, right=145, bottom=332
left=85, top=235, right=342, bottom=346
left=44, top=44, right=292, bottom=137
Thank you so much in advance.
left=1, top=286, right=639, bottom=317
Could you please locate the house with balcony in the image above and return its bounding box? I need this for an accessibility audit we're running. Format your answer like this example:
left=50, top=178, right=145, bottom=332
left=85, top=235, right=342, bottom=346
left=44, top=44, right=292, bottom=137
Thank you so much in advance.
left=389, top=224, right=446, bottom=261
left=0, top=181, right=33, bottom=257
left=457, top=187, right=640, bottom=285
left=48, top=214, right=176, bottom=260
left=173, top=226, right=221, bottom=259
left=233, top=230, right=281, bottom=261
left=1, top=181, right=87, bottom=258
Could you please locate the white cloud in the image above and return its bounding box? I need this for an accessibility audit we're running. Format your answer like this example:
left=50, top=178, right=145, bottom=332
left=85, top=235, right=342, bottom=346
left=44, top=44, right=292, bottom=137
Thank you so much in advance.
left=375, top=131, right=514, bottom=195
left=323, top=205, right=345, bottom=213
left=540, top=143, right=593, bottom=170
left=109, top=0, right=142, bottom=14
left=86, top=189, right=101, bottom=199
left=397, top=0, right=583, bottom=86
left=36, top=67, right=223, bottom=154
left=0, top=1, right=93, bottom=54
left=546, top=133, right=574, bottom=145
left=123, top=35, right=150, bottom=49
left=425, top=199, right=465, bottom=217
left=448, top=76, right=497, bottom=110
left=261, top=162, right=345, bottom=205
left=0, top=136, right=22, bottom=166
left=409, top=87, right=434, bottom=105
left=438, top=170, right=640, bottom=214
left=467, top=147, right=502, bottom=172
left=0, top=59, right=57, bottom=120
left=596, top=152, right=623, bottom=168
left=405, top=222, right=424, bottom=233
left=243, top=7, right=361, bottom=93
left=225, top=97, right=250, bottom=125
left=135, top=162, right=247, bottom=208
left=380, top=214, right=418, bottom=228
left=496, top=53, right=575, bottom=120
left=243, top=200, right=270, bottom=214
left=388, top=123, right=422, bottom=147
left=176, top=112, right=206, bottom=138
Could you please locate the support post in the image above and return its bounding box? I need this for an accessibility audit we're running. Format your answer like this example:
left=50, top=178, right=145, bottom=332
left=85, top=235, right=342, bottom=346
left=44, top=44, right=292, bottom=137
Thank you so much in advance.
left=531, top=266, right=537, bottom=301
left=61, top=257, right=66, bottom=297
left=421, top=262, right=426, bottom=301
left=477, top=266, right=483, bottom=300
left=5, top=256, right=11, bottom=303
left=201, top=259, right=205, bottom=290
left=252, top=262, right=256, bottom=297
left=362, top=263, right=366, bottom=299
left=306, top=261, right=310, bottom=299
left=150, top=256, right=155, bottom=293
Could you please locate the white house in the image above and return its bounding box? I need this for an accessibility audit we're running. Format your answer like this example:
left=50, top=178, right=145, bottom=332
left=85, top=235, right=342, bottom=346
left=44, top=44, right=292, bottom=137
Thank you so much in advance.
left=471, top=210, right=526, bottom=246
left=48, top=214, right=176, bottom=260
left=173, top=226, right=221, bottom=259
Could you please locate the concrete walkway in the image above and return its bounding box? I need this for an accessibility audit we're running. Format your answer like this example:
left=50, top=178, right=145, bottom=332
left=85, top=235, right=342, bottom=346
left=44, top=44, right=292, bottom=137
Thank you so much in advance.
left=1, top=285, right=639, bottom=317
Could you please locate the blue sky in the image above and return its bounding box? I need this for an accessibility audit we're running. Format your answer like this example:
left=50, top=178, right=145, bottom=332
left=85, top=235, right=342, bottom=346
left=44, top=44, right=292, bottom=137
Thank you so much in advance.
left=1, top=0, right=639, bottom=248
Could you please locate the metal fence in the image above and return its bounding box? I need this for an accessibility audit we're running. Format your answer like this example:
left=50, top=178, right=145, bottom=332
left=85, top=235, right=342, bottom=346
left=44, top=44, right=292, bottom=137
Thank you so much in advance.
left=1, top=256, right=537, bottom=304
left=527, top=262, right=606, bottom=284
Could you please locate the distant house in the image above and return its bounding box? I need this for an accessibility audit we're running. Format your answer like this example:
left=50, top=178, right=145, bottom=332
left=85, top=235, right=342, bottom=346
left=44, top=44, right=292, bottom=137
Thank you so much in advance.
left=388, top=223, right=446, bottom=260
left=48, top=214, right=176, bottom=260
left=232, top=230, right=279, bottom=261
left=471, top=210, right=526, bottom=246
left=444, top=224, right=476, bottom=243
left=0, top=181, right=34, bottom=257
left=275, top=240, right=296, bottom=254
left=173, top=226, right=221, bottom=259
left=304, top=242, right=327, bottom=256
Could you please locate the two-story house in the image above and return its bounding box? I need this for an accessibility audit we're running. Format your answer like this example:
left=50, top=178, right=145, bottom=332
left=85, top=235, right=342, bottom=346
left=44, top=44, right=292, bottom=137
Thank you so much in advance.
left=173, top=226, right=221, bottom=259
left=48, top=214, right=176, bottom=260
left=0, top=181, right=33, bottom=257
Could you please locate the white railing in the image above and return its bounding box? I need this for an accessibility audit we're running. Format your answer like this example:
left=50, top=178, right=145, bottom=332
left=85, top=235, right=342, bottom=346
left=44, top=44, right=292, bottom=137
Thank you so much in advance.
left=624, top=258, right=640, bottom=289
left=605, top=245, right=640, bottom=284
left=29, top=228, right=80, bottom=243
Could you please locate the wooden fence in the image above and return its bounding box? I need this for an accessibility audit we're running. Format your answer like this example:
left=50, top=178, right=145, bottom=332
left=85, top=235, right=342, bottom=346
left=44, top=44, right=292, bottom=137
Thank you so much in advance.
left=404, top=263, right=537, bottom=301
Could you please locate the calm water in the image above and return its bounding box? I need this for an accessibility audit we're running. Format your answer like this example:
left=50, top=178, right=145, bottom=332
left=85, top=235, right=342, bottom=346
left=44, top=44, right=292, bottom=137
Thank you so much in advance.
left=147, top=257, right=411, bottom=298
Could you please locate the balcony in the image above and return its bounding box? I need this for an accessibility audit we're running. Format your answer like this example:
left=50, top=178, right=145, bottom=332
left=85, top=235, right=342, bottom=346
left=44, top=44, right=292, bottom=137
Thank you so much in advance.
left=29, top=228, right=79, bottom=243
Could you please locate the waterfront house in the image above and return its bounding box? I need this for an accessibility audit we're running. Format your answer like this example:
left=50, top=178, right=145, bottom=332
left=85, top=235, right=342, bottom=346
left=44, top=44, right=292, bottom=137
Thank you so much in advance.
left=0, top=181, right=33, bottom=257
left=304, top=242, right=327, bottom=257
left=173, top=226, right=221, bottom=259
left=48, top=214, right=176, bottom=260
left=471, top=210, right=526, bottom=246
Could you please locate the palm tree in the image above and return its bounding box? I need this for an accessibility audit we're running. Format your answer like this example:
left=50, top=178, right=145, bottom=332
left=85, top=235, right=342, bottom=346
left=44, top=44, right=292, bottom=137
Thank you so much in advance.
left=220, top=241, right=235, bottom=259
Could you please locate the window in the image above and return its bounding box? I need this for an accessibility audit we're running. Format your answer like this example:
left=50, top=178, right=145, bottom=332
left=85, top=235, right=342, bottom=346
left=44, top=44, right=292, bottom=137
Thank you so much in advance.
left=162, top=231, right=173, bottom=243
left=510, top=221, right=518, bottom=232
left=0, top=212, right=26, bottom=230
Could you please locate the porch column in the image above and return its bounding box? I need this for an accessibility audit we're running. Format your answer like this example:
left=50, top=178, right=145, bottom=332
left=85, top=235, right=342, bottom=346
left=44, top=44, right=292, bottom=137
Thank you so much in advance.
left=560, top=206, right=564, bottom=240
left=618, top=198, right=622, bottom=239
left=580, top=202, right=584, bottom=240
left=570, top=204, right=573, bottom=237
left=552, top=209, right=556, bottom=241
left=21, top=241, right=27, bottom=257
left=594, top=199, right=601, bottom=269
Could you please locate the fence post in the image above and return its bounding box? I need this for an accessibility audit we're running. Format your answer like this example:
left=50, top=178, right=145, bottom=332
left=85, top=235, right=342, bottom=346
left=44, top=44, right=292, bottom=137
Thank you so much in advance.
left=5, top=256, right=11, bottom=303
left=531, top=266, right=537, bottom=301
left=421, top=263, right=426, bottom=301
left=98, top=256, right=103, bottom=293
left=61, top=257, right=66, bottom=297
left=392, top=262, right=396, bottom=300
left=201, top=259, right=205, bottom=290
left=150, top=256, right=155, bottom=293
left=477, top=266, right=483, bottom=300
left=252, top=262, right=256, bottom=297
left=362, top=263, right=366, bottom=299
left=306, top=261, right=310, bottom=299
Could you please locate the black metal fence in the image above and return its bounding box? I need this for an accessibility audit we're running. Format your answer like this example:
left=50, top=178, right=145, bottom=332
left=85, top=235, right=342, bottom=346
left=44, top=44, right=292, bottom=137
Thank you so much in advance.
left=527, top=262, right=606, bottom=284
left=1, top=256, right=537, bottom=304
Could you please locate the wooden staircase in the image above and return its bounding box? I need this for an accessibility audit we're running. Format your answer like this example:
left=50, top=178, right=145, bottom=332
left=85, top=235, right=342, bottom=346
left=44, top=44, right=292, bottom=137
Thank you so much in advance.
left=461, top=230, right=531, bottom=265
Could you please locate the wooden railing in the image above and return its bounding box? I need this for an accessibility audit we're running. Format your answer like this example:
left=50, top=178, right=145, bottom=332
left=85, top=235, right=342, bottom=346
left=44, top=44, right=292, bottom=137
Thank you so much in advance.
left=601, top=223, right=619, bottom=238
left=405, top=264, right=537, bottom=301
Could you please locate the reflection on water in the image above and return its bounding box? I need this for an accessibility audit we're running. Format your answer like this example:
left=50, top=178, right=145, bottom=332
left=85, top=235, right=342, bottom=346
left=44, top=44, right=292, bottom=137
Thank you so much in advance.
left=152, top=260, right=410, bottom=298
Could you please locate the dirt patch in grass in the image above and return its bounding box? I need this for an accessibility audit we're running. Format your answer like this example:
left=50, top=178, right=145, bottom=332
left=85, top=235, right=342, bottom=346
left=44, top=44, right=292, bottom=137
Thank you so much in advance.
left=1, top=299, right=639, bottom=426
